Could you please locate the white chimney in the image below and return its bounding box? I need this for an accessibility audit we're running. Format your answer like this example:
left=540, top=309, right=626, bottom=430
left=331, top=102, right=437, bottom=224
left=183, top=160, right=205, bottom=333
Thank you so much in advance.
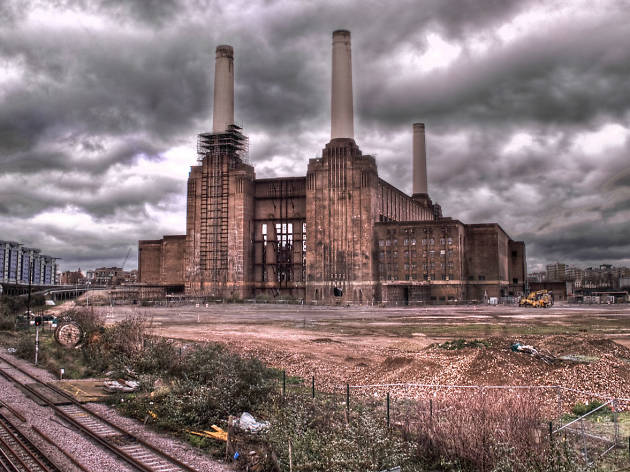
left=212, top=45, right=234, bottom=133
left=412, top=123, right=428, bottom=195
left=331, top=30, right=354, bottom=140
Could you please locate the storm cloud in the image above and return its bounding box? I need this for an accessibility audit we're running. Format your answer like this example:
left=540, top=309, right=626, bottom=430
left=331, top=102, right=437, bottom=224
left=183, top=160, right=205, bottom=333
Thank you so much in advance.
left=1, top=0, right=629, bottom=271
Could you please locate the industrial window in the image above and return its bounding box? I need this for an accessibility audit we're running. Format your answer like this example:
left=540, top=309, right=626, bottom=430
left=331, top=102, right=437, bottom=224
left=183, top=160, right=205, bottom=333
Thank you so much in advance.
left=430, top=238, right=435, bottom=245
left=421, top=239, right=427, bottom=245
left=404, top=263, right=409, bottom=270
left=275, top=223, right=293, bottom=248
left=404, top=250, right=409, bottom=257
left=439, top=296, right=446, bottom=301
left=448, top=273, right=453, bottom=280
left=424, top=273, right=428, bottom=280
left=393, top=239, right=398, bottom=246
left=405, top=274, right=411, bottom=280
left=404, top=239, right=409, bottom=246
left=275, top=223, right=293, bottom=282
left=393, top=251, right=398, bottom=258
left=441, top=274, right=447, bottom=280
left=262, top=224, right=268, bottom=246
left=429, top=250, right=435, bottom=256
left=411, top=239, right=416, bottom=245
left=379, top=251, right=384, bottom=259
left=423, top=263, right=428, bottom=270
left=448, top=238, right=453, bottom=244
left=513, top=278, right=518, bottom=284
left=447, top=262, right=454, bottom=269
left=479, top=275, right=486, bottom=280
left=440, top=238, right=445, bottom=245
left=379, top=240, right=385, bottom=247
left=385, top=240, right=391, bottom=246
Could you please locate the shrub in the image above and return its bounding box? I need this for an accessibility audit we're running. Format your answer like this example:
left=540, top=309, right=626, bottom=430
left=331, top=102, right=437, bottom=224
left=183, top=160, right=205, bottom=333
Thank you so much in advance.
left=264, top=395, right=416, bottom=472
left=571, top=400, right=611, bottom=418
left=405, top=390, right=562, bottom=472
left=437, top=339, right=489, bottom=350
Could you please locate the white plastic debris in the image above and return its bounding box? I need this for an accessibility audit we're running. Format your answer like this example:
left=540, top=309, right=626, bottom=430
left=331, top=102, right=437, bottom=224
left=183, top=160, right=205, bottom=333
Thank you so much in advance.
left=103, top=380, right=140, bottom=393
left=236, top=412, right=269, bottom=433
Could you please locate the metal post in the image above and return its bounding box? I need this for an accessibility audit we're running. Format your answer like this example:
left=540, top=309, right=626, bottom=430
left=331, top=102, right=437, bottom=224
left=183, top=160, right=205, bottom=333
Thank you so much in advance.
left=346, top=384, right=350, bottom=417
left=282, top=370, right=286, bottom=396
left=386, top=392, right=390, bottom=429
left=613, top=400, right=619, bottom=446
left=311, top=376, right=315, bottom=399
left=580, top=419, right=588, bottom=463
left=430, top=398, right=433, bottom=419
left=34, top=325, right=39, bottom=365
left=549, top=421, right=553, bottom=442
left=27, top=259, right=33, bottom=324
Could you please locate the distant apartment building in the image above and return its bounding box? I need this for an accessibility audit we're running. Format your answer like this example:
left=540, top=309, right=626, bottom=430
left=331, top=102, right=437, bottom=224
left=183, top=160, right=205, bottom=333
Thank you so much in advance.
left=546, top=262, right=567, bottom=282
left=533, top=262, right=630, bottom=294
left=527, top=271, right=547, bottom=283
left=94, top=267, right=124, bottom=286
left=60, top=269, right=84, bottom=285
left=0, top=241, right=58, bottom=285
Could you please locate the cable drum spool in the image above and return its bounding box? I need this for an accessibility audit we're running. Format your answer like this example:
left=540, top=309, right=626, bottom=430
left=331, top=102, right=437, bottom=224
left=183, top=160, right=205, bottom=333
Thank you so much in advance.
left=54, top=321, right=84, bottom=348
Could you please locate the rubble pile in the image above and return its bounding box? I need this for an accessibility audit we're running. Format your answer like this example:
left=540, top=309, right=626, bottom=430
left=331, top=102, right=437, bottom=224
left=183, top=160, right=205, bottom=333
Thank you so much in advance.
left=217, top=334, right=630, bottom=412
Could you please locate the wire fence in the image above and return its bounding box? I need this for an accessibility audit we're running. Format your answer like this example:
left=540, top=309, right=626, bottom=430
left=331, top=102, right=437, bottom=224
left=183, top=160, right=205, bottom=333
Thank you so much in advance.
left=273, top=374, right=630, bottom=466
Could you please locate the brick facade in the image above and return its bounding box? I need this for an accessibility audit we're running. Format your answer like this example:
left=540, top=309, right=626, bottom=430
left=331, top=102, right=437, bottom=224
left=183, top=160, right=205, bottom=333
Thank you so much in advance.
left=138, top=136, right=526, bottom=304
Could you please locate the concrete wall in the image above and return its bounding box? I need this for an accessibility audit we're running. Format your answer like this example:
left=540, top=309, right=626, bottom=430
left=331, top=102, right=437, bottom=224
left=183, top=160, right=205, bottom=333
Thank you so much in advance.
left=160, top=235, right=186, bottom=285
left=138, top=240, right=162, bottom=284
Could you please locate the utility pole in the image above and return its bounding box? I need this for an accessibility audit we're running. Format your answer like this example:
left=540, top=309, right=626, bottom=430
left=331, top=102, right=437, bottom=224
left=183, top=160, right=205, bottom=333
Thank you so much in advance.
left=27, top=258, right=33, bottom=324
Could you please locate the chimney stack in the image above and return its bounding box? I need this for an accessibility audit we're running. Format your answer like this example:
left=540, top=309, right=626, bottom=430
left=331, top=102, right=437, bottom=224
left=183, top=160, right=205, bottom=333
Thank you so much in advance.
left=212, top=45, right=234, bottom=133
left=412, top=123, right=428, bottom=195
left=331, top=30, right=354, bottom=140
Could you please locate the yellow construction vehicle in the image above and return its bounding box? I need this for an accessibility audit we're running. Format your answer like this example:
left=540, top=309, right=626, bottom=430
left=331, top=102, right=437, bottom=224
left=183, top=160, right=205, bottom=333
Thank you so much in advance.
left=519, top=290, right=553, bottom=308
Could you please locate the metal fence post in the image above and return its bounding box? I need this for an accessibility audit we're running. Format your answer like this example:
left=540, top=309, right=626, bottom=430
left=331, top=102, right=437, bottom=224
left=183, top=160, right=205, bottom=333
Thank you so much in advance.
left=580, top=419, right=588, bottom=463
left=386, top=392, right=390, bottom=429
left=346, top=384, right=350, bottom=418
left=613, top=399, right=619, bottom=446
left=549, top=421, right=553, bottom=442
left=282, top=370, right=286, bottom=396
left=312, top=376, right=315, bottom=399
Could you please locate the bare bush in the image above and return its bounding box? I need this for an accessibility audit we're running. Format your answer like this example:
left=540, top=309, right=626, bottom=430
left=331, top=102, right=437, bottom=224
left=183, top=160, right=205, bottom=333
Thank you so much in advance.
left=61, top=307, right=105, bottom=337
left=405, top=390, right=554, bottom=471
left=100, top=313, right=148, bottom=358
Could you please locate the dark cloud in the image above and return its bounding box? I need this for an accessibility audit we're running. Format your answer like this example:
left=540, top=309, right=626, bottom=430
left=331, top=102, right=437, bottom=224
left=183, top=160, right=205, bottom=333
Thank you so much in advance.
left=1, top=0, right=629, bottom=271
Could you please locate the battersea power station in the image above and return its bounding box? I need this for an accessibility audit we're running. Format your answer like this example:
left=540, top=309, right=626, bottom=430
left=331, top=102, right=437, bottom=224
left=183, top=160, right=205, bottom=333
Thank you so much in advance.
left=138, top=30, right=527, bottom=305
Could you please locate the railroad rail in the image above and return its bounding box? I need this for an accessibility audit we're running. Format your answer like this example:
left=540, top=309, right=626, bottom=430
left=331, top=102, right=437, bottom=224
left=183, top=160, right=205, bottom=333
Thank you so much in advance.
left=0, top=412, right=62, bottom=472
left=0, top=355, right=197, bottom=472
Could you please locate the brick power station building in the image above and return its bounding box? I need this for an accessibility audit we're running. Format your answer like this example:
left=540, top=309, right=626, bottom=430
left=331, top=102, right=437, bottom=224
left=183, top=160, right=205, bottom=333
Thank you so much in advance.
left=138, top=31, right=527, bottom=305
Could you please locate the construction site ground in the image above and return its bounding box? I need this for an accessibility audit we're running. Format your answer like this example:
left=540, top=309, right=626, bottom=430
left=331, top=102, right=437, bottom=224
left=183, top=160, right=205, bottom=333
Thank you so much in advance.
left=79, top=301, right=630, bottom=414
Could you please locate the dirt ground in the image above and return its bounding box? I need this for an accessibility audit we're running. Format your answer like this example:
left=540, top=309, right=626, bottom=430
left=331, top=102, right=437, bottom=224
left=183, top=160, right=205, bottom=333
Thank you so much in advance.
left=76, top=300, right=630, bottom=410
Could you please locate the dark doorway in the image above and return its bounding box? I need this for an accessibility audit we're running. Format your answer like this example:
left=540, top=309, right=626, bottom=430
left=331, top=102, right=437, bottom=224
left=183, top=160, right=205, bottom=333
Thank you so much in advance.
left=403, top=287, right=409, bottom=306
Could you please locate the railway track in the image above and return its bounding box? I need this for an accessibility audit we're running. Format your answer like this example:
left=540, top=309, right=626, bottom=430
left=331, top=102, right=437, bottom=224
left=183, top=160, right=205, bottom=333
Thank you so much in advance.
left=0, top=413, right=62, bottom=472
left=0, top=355, right=197, bottom=472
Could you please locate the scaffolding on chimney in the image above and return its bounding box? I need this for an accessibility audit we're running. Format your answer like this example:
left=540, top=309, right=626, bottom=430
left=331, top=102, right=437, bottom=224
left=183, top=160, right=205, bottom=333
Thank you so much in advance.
left=196, top=124, right=250, bottom=295
left=197, top=124, right=249, bottom=164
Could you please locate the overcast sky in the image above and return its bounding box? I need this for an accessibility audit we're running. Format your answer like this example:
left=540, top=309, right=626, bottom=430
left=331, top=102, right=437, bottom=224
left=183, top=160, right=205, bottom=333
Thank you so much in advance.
left=1, top=0, right=630, bottom=272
